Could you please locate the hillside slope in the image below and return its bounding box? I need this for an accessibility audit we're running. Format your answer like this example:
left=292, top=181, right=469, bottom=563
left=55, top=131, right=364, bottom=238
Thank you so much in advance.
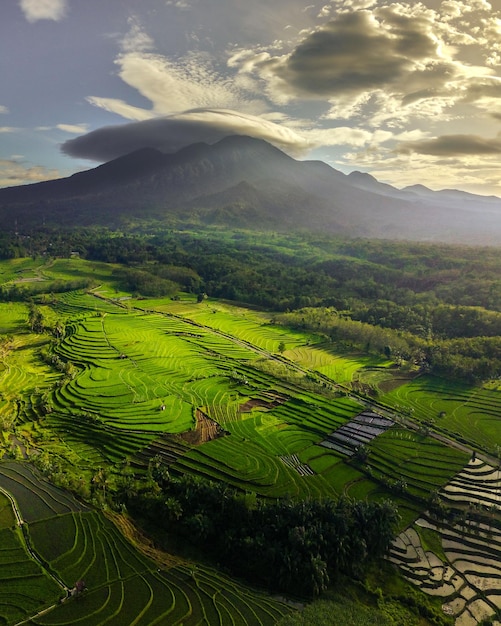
left=1, top=135, right=501, bottom=243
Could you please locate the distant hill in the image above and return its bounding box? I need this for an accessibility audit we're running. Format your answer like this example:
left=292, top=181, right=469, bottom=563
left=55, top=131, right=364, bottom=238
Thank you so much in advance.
left=1, top=134, right=501, bottom=244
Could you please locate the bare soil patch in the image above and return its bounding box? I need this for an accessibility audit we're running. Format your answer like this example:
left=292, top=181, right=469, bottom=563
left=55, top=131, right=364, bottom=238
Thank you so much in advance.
left=180, top=409, right=227, bottom=445
left=239, top=392, right=287, bottom=413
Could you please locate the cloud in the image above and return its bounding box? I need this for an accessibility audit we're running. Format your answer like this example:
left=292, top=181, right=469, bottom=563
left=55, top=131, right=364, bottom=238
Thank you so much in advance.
left=302, top=125, right=393, bottom=147
left=0, top=106, right=8, bottom=114
left=86, top=19, right=268, bottom=122
left=165, top=0, right=193, bottom=10
left=352, top=150, right=501, bottom=196
left=116, top=21, right=250, bottom=115
left=120, top=17, right=155, bottom=53
left=115, top=51, right=248, bottom=115
left=333, top=0, right=378, bottom=8
left=61, top=108, right=311, bottom=162
left=461, top=78, right=501, bottom=117
left=232, top=9, right=448, bottom=102
left=398, top=133, right=501, bottom=156
left=0, top=159, right=62, bottom=187
left=19, top=0, right=67, bottom=23
left=85, top=97, right=155, bottom=122
left=56, top=124, right=89, bottom=134
left=334, top=136, right=501, bottom=195
left=228, top=1, right=500, bottom=132
left=34, top=123, right=88, bottom=134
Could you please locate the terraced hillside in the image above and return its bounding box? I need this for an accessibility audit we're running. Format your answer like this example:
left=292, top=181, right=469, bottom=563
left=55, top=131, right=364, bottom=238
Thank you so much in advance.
left=4, top=256, right=501, bottom=624
left=0, top=462, right=292, bottom=626
left=389, top=458, right=501, bottom=625
left=382, top=375, right=501, bottom=453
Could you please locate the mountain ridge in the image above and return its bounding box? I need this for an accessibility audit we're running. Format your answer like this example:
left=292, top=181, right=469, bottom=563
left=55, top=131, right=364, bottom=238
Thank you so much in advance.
left=1, top=135, right=501, bottom=244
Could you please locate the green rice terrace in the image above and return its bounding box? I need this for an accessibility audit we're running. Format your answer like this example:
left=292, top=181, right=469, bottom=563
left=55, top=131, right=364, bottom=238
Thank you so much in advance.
left=2, top=256, right=501, bottom=625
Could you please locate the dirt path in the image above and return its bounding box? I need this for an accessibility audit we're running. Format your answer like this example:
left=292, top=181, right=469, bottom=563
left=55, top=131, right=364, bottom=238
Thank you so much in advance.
left=105, top=510, right=186, bottom=569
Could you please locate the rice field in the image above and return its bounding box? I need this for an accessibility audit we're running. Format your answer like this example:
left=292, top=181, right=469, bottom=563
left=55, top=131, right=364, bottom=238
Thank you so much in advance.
left=140, top=298, right=388, bottom=386
left=31, top=561, right=292, bottom=626
left=389, top=457, right=501, bottom=625
left=0, top=481, right=65, bottom=625
left=381, top=375, right=501, bottom=453
left=0, top=258, right=44, bottom=284
left=0, top=461, right=292, bottom=626
left=140, top=299, right=311, bottom=353
left=0, top=302, right=28, bottom=334
left=3, top=258, right=501, bottom=623
left=0, top=521, right=61, bottom=625
left=0, top=462, right=87, bottom=523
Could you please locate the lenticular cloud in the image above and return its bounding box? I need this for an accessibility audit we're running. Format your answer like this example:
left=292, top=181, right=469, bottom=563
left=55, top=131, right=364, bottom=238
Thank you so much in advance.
left=61, top=108, right=311, bottom=162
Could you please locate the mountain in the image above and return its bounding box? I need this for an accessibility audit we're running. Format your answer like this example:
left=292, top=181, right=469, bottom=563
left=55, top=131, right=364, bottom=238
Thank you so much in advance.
left=1, top=135, right=501, bottom=244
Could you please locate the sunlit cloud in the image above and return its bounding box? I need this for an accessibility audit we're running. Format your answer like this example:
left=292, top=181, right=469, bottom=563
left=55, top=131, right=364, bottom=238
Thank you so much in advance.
left=116, top=51, right=249, bottom=114
left=19, top=0, right=67, bottom=23
left=339, top=144, right=501, bottom=195
left=0, top=158, right=62, bottom=187
left=330, top=0, right=378, bottom=9
left=56, top=124, right=89, bottom=134
left=228, top=0, right=499, bottom=135
left=230, top=9, right=451, bottom=101
left=86, top=97, right=155, bottom=121
left=86, top=20, right=267, bottom=120
left=302, top=126, right=393, bottom=147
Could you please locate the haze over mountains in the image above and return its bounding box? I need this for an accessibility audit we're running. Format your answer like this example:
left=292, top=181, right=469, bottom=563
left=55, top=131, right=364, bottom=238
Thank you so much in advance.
left=1, top=135, right=501, bottom=244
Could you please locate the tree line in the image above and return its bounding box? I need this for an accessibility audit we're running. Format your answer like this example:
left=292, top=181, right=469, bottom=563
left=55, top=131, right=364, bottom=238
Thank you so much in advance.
left=5, top=226, right=501, bottom=381
left=277, top=307, right=501, bottom=384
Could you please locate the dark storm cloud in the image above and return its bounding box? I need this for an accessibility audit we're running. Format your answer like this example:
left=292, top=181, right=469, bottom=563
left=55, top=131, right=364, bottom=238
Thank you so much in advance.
left=398, top=134, right=501, bottom=156
left=61, top=108, right=309, bottom=162
left=264, top=10, right=440, bottom=98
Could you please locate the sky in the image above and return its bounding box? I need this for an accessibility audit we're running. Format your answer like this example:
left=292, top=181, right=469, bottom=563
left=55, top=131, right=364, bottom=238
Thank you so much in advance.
left=2, top=0, right=501, bottom=196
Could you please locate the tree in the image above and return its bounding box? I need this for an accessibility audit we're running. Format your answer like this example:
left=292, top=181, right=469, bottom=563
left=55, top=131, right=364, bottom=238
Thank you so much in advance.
left=27, top=302, right=44, bottom=333
left=163, top=497, right=183, bottom=523
left=354, top=444, right=370, bottom=463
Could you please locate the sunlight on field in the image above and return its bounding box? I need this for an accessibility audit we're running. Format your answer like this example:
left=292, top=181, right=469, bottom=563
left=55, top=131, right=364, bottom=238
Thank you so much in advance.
left=381, top=375, right=501, bottom=452
left=143, top=297, right=310, bottom=351
left=0, top=302, right=27, bottom=333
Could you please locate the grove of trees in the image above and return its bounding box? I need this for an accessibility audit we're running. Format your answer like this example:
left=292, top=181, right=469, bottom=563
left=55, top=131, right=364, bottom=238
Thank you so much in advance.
left=127, top=470, right=400, bottom=598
